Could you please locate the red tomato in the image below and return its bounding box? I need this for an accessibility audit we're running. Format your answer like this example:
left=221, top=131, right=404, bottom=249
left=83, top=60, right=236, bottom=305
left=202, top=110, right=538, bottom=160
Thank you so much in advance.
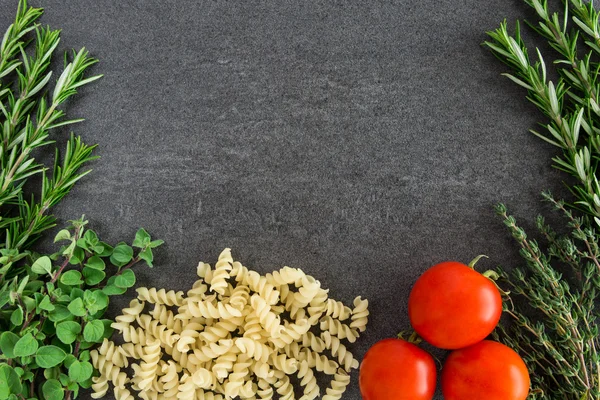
left=408, top=261, right=502, bottom=349
left=442, top=340, right=530, bottom=400
left=359, top=338, right=437, bottom=400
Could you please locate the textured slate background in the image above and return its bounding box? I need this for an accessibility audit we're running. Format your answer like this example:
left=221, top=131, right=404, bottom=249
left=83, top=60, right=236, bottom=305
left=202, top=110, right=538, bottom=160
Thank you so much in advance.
left=0, top=0, right=568, bottom=398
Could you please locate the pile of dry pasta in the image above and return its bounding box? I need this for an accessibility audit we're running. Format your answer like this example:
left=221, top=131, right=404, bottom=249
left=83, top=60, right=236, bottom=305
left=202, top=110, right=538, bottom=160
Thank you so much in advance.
left=90, top=248, right=369, bottom=400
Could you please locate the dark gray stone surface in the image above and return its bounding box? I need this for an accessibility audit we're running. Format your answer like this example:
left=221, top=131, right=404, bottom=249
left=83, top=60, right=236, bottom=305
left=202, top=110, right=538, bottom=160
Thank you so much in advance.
left=0, top=0, right=568, bottom=398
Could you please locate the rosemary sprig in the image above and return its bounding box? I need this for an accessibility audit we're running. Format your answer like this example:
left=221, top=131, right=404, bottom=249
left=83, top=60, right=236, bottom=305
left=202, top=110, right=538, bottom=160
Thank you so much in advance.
left=485, top=0, right=600, bottom=397
left=485, top=0, right=600, bottom=220
left=0, top=0, right=101, bottom=255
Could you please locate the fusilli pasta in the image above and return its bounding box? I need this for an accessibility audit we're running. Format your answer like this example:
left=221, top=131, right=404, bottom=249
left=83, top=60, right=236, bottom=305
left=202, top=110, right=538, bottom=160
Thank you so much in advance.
left=91, top=248, right=368, bottom=400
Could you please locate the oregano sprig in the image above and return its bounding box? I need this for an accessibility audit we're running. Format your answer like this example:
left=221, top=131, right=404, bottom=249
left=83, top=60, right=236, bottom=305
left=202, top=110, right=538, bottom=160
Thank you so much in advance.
left=0, top=218, right=163, bottom=400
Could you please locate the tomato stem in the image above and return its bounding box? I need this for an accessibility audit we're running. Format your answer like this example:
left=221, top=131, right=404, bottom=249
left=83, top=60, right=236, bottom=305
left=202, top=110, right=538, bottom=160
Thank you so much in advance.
left=398, top=330, right=423, bottom=345
left=468, top=254, right=489, bottom=269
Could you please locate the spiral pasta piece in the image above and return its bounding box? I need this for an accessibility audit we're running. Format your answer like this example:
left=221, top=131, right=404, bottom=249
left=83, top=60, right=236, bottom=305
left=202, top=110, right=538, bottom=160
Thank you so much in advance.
left=212, top=349, right=239, bottom=380
left=137, top=314, right=180, bottom=348
left=113, top=387, right=135, bottom=400
left=222, top=354, right=252, bottom=397
left=265, top=266, right=304, bottom=286
left=198, top=317, right=243, bottom=344
left=90, top=349, right=129, bottom=389
left=297, top=348, right=339, bottom=375
left=185, top=296, right=243, bottom=319
left=292, top=275, right=321, bottom=310
left=133, top=339, right=162, bottom=390
left=251, top=294, right=284, bottom=338
left=119, top=325, right=155, bottom=345
left=320, top=298, right=352, bottom=321
left=320, top=331, right=359, bottom=371
left=187, top=279, right=210, bottom=297
left=273, top=370, right=295, bottom=400
left=137, top=287, right=185, bottom=306
left=210, top=248, right=233, bottom=295
left=301, top=331, right=326, bottom=353
left=160, top=360, right=181, bottom=397
left=320, top=316, right=359, bottom=343
left=252, top=360, right=275, bottom=380
left=151, top=303, right=185, bottom=334
left=269, top=353, right=299, bottom=375
left=323, top=368, right=351, bottom=400
left=91, top=376, right=109, bottom=399
left=191, top=367, right=216, bottom=390
left=235, top=337, right=273, bottom=363
left=95, top=339, right=128, bottom=368
left=350, top=296, right=369, bottom=332
left=112, top=299, right=145, bottom=333
left=177, top=373, right=197, bottom=400
left=297, top=359, right=320, bottom=400
left=118, top=342, right=146, bottom=360
left=195, top=390, right=225, bottom=400
left=242, top=310, right=264, bottom=340
left=256, top=378, right=274, bottom=400
left=192, top=339, right=235, bottom=363
left=229, top=284, right=251, bottom=310
left=245, top=271, right=280, bottom=305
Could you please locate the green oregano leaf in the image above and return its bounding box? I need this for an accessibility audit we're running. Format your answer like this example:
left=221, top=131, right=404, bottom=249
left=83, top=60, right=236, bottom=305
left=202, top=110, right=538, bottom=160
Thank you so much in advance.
left=82, top=267, right=105, bottom=285
left=139, top=247, right=154, bottom=267
left=110, top=244, right=133, bottom=266
left=60, top=270, right=83, bottom=286
left=84, top=256, right=105, bottom=271
left=98, top=242, right=113, bottom=257
left=22, top=296, right=35, bottom=313
left=82, top=320, right=104, bottom=343
left=53, top=229, right=71, bottom=243
left=69, top=246, right=85, bottom=265
left=102, top=284, right=126, bottom=296
left=0, top=332, right=20, bottom=358
left=67, top=360, right=93, bottom=383
left=92, top=290, right=108, bottom=310
left=70, top=288, right=84, bottom=301
left=42, top=379, right=64, bottom=400
left=149, top=239, right=164, bottom=248
left=38, top=295, right=55, bottom=312
left=0, top=364, right=21, bottom=400
left=56, top=321, right=81, bottom=345
left=132, top=228, right=151, bottom=248
left=58, top=373, right=69, bottom=386
left=31, top=256, right=52, bottom=275
left=67, top=298, right=86, bottom=317
left=62, top=355, right=76, bottom=370
left=78, top=350, right=90, bottom=362
left=10, top=307, right=23, bottom=326
left=13, top=333, right=38, bottom=357
left=115, top=269, right=136, bottom=288
left=48, top=305, right=72, bottom=322
left=35, top=345, right=67, bottom=368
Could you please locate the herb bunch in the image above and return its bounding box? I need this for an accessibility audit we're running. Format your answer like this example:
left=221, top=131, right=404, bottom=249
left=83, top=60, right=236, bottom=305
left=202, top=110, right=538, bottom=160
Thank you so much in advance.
left=0, top=0, right=101, bottom=258
left=0, top=220, right=162, bottom=400
left=484, top=0, right=600, bottom=398
left=0, top=2, right=165, bottom=400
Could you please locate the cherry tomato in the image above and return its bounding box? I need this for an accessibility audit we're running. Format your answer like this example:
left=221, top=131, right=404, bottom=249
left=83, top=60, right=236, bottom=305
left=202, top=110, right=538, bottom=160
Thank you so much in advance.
left=442, top=340, right=530, bottom=400
left=359, top=338, right=437, bottom=400
left=408, top=260, right=502, bottom=349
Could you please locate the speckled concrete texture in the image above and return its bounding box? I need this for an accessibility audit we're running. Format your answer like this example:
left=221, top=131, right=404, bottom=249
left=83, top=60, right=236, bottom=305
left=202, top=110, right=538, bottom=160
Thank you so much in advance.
left=0, top=1, right=567, bottom=398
